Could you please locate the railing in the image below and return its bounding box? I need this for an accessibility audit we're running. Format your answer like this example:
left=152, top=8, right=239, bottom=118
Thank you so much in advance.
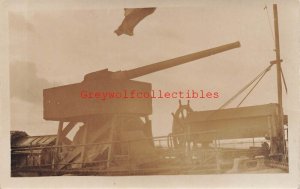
left=11, top=131, right=285, bottom=176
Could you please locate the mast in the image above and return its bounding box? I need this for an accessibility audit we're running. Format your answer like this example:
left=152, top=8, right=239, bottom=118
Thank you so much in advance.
left=273, top=4, right=285, bottom=155
left=273, top=4, right=283, bottom=114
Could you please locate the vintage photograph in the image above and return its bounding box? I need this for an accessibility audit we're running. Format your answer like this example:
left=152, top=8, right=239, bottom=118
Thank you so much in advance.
left=8, top=1, right=298, bottom=179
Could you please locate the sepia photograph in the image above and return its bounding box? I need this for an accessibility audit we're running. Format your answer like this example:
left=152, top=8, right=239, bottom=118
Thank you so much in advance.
left=1, top=0, right=300, bottom=188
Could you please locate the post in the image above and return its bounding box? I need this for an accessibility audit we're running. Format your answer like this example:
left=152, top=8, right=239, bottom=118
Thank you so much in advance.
left=56, top=121, right=64, bottom=147
left=52, top=121, right=63, bottom=169
left=107, top=116, right=118, bottom=168
left=79, top=124, right=88, bottom=168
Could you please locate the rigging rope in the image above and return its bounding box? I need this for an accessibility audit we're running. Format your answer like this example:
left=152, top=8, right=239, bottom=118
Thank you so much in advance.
left=218, top=64, right=274, bottom=110
left=264, top=5, right=288, bottom=94
left=281, top=68, right=288, bottom=93
left=264, top=5, right=275, bottom=42
left=236, top=65, right=272, bottom=107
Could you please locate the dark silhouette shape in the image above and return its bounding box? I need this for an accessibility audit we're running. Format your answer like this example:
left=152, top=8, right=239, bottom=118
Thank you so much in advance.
left=115, top=8, right=156, bottom=36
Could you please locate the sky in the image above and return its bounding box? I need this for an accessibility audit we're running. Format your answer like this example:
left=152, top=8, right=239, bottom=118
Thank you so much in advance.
left=9, top=0, right=300, bottom=137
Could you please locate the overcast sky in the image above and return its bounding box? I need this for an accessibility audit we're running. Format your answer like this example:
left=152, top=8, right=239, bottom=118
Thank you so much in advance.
left=9, top=0, right=299, bottom=137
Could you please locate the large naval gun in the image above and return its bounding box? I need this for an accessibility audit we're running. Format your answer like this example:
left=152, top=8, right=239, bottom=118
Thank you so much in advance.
left=41, top=41, right=240, bottom=171
left=44, top=41, right=240, bottom=121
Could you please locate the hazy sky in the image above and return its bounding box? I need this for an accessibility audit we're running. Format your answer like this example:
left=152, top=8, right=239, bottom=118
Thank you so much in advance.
left=9, top=0, right=299, bottom=137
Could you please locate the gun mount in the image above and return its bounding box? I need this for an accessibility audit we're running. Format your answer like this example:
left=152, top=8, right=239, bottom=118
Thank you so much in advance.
left=40, top=41, right=241, bottom=172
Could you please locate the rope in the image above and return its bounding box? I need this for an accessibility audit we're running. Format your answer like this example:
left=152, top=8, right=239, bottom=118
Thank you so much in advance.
left=218, top=64, right=273, bottom=110
left=281, top=68, right=288, bottom=93
left=237, top=65, right=272, bottom=107
left=264, top=5, right=275, bottom=42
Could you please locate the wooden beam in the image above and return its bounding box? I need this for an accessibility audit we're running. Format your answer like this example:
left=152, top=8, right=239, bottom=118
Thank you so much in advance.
left=107, top=116, right=118, bottom=168
left=61, top=122, right=77, bottom=137
left=79, top=124, right=88, bottom=168
left=56, top=121, right=64, bottom=146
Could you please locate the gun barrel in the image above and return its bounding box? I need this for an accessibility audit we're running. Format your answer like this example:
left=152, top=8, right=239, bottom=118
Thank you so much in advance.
left=112, top=41, right=240, bottom=80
